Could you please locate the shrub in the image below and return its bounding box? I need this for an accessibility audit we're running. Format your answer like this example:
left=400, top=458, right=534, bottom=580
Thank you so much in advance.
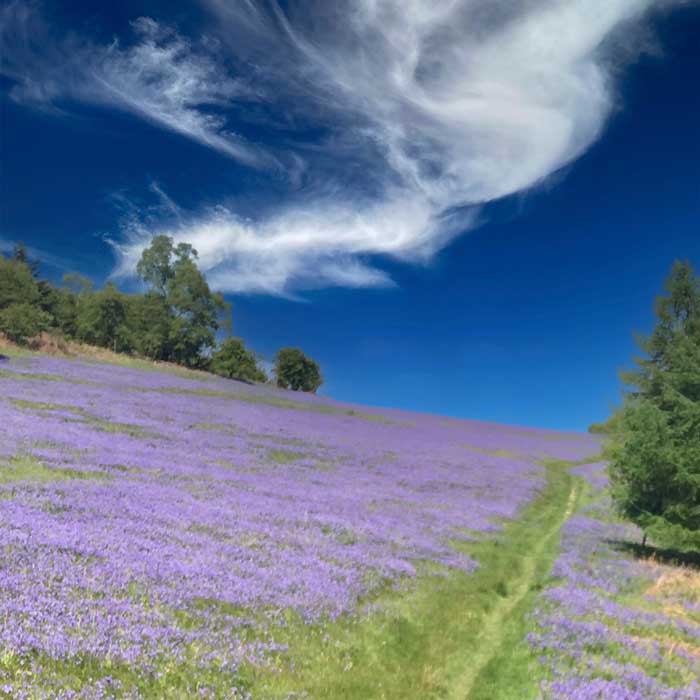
left=210, top=338, right=267, bottom=383
left=0, top=302, right=52, bottom=345
left=274, top=347, right=322, bottom=393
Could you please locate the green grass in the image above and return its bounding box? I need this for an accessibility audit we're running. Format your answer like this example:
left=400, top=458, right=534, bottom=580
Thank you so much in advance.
left=194, top=424, right=320, bottom=453
left=0, top=457, right=587, bottom=699
left=345, top=409, right=406, bottom=424
left=524, top=474, right=700, bottom=695
left=266, top=448, right=308, bottom=464
left=0, top=343, right=30, bottom=359
left=85, top=353, right=219, bottom=383
left=9, top=398, right=155, bottom=438
left=191, top=421, right=238, bottom=433
left=458, top=444, right=524, bottom=459
left=242, top=459, right=581, bottom=700
left=147, top=385, right=406, bottom=423
left=0, top=454, right=110, bottom=484
left=0, top=367, right=100, bottom=385
left=464, top=471, right=579, bottom=700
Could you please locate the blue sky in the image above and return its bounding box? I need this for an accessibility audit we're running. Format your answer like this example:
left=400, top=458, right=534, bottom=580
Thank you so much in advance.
left=1, top=0, right=699, bottom=431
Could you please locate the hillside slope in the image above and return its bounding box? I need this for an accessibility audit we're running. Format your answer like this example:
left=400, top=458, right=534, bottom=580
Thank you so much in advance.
left=3, top=348, right=668, bottom=700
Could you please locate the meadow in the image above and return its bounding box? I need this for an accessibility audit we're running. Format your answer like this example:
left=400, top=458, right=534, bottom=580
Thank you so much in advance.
left=1, top=347, right=697, bottom=699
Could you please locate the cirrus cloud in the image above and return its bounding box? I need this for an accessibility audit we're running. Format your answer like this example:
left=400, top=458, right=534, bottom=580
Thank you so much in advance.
left=1, top=0, right=690, bottom=294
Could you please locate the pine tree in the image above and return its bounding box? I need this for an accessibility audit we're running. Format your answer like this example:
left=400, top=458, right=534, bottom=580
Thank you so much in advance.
left=609, top=261, right=700, bottom=549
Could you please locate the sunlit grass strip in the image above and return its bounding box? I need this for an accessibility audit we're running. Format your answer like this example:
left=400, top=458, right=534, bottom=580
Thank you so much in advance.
left=0, top=367, right=101, bottom=385
left=9, top=398, right=157, bottom=438
left=145, top=385, right=409, bottom=423
left=0, top=454, right=110, bottom=483
left=0, top=457, right=582, bottom=699
left=245, top=459, right=580, bottom=700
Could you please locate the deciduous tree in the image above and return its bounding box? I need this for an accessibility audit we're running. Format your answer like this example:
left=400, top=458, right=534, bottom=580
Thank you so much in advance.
left=274, top=347, right=323, bottom=393
left=210, top=337, right=267, bottom=383
left=76, top=283, right=130, bottom=353
left=136, top=236, right=231, bottom=367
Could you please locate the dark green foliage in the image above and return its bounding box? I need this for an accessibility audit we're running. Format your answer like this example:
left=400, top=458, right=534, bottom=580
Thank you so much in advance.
left=1, top=240, right=314, bottom=390
left=136, top=234, right=176, bottom=296
left=55, top=273, right=94, bottom=339
left=62, top=272, right=94, bottom=297
left=210, top=338, right=267, bottom=383
left=11, top=242, right=40, bottom=277
left=0, top=255, right=41, bottom=308
left=588, top=410, right=624, bottom=435
left=76, top=284, right=130, bottom=352
left=49, top=289, right=79, bottom=338
left=136, top=235, right=230, bottom=367
left=0, top=254, right=49, bottom=343
left=274, top=347, right=323, bottom=393
left=127, top=293, right=173, bottom=360
left=0, top=302, right=52, bottom=344
left=0, top=241, right=232, bottom=367
left=609, top=260, right=700, bottom=549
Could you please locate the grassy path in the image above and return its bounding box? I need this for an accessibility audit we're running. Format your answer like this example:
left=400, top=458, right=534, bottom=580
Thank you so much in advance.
left=252, top=459, right=583, bottom=699
left=449, top=466, right=580, bottom=700
left=14, top=455, right=581, bottom=700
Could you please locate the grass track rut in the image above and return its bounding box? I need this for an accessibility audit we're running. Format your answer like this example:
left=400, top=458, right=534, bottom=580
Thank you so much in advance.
left=448, top=471, right=580, bottom=700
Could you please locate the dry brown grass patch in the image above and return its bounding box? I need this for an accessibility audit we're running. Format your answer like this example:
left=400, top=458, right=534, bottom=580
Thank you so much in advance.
left=631, top=631, right=700, bottom=660
left=646, top=569, right=700, bottom=603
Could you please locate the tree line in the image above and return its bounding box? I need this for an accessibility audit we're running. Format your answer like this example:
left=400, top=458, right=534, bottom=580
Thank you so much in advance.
left=0, top=236, right=323, bottom=392
left=594, top=260, right=699, bottom=551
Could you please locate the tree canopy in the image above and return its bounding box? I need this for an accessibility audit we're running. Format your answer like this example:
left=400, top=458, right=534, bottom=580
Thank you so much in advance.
left=608, top=260, right=700, bottom=550
left=210, top=337, right=267, bottom=383
left=135, top=235, right=230, bottom=367
left=0, top=255, right=51, bottom=343
left=1, top=238, right=322, bottom=392
left=274, top=347, right=323, bottom=393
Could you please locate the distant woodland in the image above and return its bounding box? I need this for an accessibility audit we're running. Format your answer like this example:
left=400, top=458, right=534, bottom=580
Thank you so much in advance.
left=0, top=237, right=322, bottom=392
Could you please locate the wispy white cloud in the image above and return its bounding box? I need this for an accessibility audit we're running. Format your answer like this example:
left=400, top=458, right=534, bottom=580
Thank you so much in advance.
left=1, top=0, right=690, bottom=293
left=110, top=192, right=460, bottom=294
left=0, top=5, right=269, bottom=167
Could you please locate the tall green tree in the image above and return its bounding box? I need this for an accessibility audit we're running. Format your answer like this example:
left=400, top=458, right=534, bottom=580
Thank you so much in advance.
left=11, top=242, right=40, bottom=278
left=136, top=235, right=230, bottom=367
left=0, top=255, right=41, bottom=308
left=76, top=283, right=130, bottom=353
left=136, top=235, right=176, bottom=296
left=166, top=249, right=227, bottom=367
left=609, top=260, right=700, bottom=549
left=127, top=292, right=173, bottom=360
left=49, top=273, right=95, bottom=339
left=1, top=238, right=247, bottom=374
left=0, top=255, right=51, bottom=343
left=274, top=347, right=323, bottom=393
